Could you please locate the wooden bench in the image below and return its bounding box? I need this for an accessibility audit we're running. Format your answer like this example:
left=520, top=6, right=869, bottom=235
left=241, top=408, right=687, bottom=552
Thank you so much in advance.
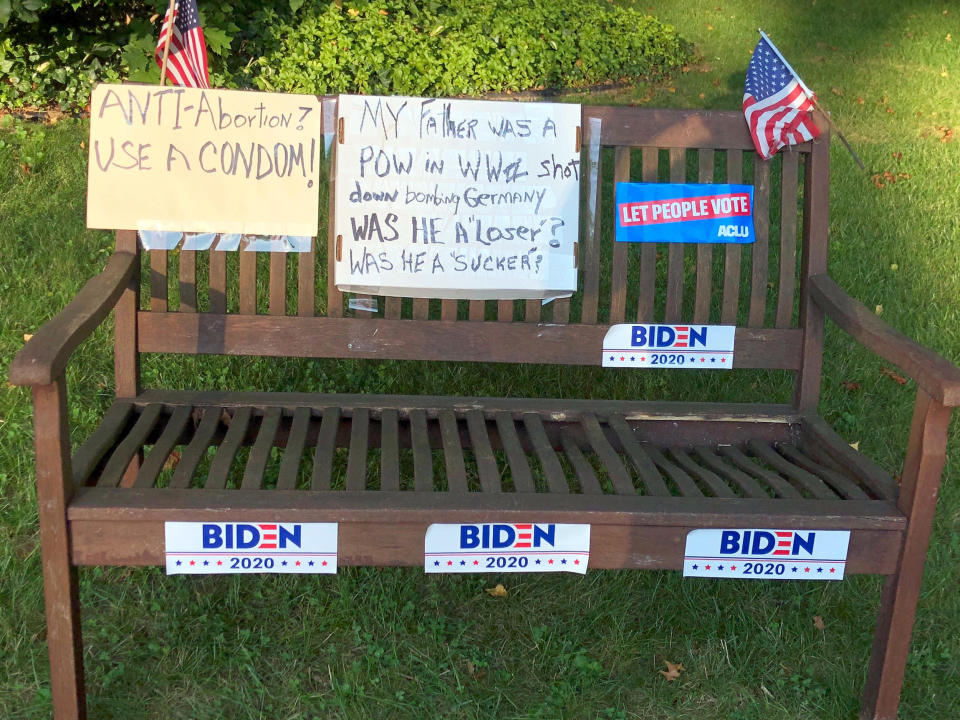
left=11, top=103, right=960, bottom=720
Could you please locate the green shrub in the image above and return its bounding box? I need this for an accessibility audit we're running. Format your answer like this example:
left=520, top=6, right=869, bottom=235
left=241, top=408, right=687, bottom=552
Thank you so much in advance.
left=0, top=1, right=691, bottom=110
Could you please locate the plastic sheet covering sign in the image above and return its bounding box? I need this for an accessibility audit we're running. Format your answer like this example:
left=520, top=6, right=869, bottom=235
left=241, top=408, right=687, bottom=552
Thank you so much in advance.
left=86, top=84, right=322, bottom=237
left=615, top=183, right=755, bottom=244
left=333, top=94, right=581, bottom=300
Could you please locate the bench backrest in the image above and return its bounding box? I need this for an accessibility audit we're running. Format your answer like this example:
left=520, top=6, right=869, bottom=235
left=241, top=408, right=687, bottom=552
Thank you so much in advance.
left=116, top=103, right=830, bottom=408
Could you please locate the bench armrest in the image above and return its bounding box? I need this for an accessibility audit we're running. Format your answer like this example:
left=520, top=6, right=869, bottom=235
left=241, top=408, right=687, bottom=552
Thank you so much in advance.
left=808, top=273, right=960, bottom=406
left=9, top=251, right=137, bottom=387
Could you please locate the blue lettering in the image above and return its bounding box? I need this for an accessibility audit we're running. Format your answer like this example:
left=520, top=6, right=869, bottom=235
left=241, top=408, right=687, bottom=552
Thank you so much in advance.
left=460, top=525, right=480, bottom=549
left=751, top=531, right=775, bottom=555
left=719, top=531, right=740, bottom=554
left=688, top=327, right=707, bottom=347
left=631, top=326, right=647, bottom=347
left=492, top=524, right=515, bottom=548
left=202, top=524, right=222, bottom=549
left=656, top=326, right=675, bottom=347
left=236, top=524, right=259, bottom=549
left=532, top=524, right=555, bottom=548
left=278, top=525, right=302, bottom=549
left=792, top=532, right=816, bottom=555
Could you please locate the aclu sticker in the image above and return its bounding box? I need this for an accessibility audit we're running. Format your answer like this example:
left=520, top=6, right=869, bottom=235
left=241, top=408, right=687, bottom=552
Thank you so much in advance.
left=602, top=324, right=735, bottom=369
left=684, top=529, right=850, bottom=580
left=615, top=182, right=755, bottom=244
left=425, top=523, right=590, bottom=574
left=165, top=522, right=337, bottom=574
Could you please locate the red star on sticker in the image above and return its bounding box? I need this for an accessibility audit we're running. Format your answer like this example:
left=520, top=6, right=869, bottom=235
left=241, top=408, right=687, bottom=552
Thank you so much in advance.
left=295, top=561, right=301, bottom=566
left=721, top=358, right=727, bottom=363
left=216, top=560, right=223, bottom=566
left=700, top=358, right=706, bottom=362
left=548, top=559, right=554, bottom=564
left=640, top=356, right=646, bottom=361
left=620, top=356, right=625, bottom=361
left=804, top=567, right=811, bottom=572
left=829, top=567, right=836, bottom=573
left=730, top=565, right=736, bottom=571
left=574, top=559, right=580, bottom=565
left=447, top=560, right=453, bottom=566
left=705, top=564, right=711, bottom=570
left=321, top=561, right=328, bottom=566
left=189, top=560, right=195, bottom=566
left=473, top=560, right=479, bottom=565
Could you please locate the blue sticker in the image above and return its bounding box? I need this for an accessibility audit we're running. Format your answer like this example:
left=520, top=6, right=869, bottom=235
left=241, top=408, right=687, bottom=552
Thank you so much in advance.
left=615, top=183, right=755, bottom=244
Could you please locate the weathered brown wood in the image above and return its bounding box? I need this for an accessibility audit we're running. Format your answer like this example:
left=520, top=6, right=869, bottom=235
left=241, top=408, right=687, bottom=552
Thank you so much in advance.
left=692, top=446, right=769, bottom=499
left=694, top=150, right=715, bottom=323
left=238, top=250, right=256, bottom=315
left=721, top=149, right=743, bottom=324
left=311, top=407, right=341, bottom=490
left=170, top=407, right=221, bottom=489
left=466, top=410, right=500, bottom=493
left=664, top=148, right=686, bottom=322
left=747, top=440, right=837, bottom=500
left=801, top=415, right=897, bottom=500
left=668, top=447, right=736, bottom=497
left=345, top=407, right=370, bottom=491
left=10, top=252, right=137, bottom=387
left=207, top=406, right=252, bottom=490
left=809, top=274, right=960, bottom=406
left=609, top=146, right=631, bottom=324
left=150, top=250, right=167, bottom=312
left=439, top=410, right=467, bottom=493
left=637, top=147, right=659, bottom=322
left=298, top=239, right=315, bottom=316
left=719, top=445, right=803, bottom=499
left=469, top=300, right=484, bottom=321
left=384, top=297, right=401, bottom=319
left=748, top=158, right=771, bottom=327
left=327, top=128, right=343, bottom=318
left=644, top=444, right=703, bottom=496
left=178, top=250, right=197, bottom=313
left=580, top=121, right=603, bottom=325
left=794, top=122, right=830, bottom=410
left=134, top=405, right=193, bottom=489
left=32, top=377, right=86, bottom=720
left=409, top=409, right=433, bottom=492
left=775, top=152, right=799, bottom=327
left=523, top=413, right=567, bottom=493
left=269, top=252, right=286, bottom=316
left=608, top=416, right=670, bottom=496
left=277, top=407, right=311, bottom=490
left=524, top=298, right=540, bottom=323
left=441, top=300, right=458, bottom=322
left=776, top=443, right=868, bottom=500
left=379, top=408, right=400, bottom=491
left=561, top=430, right=601, bottom=494
left=98, top=404, right=163, bottom=488
left=72, top=402, right=134, bottom=486
left=498, top=299, right=513, bottom=322
left=114, top=231, right=140, bottom=399
left=862, top=391, right=952, bottom=720
left=138, top=313, right=804, bottom=370
left=209, top=248, right=227, bottom=314
left=242, top=407, right=282, bottom=489
left=552, top=297, right=570, bottom=324
left=581, top=414, right=634, bottom=495
left=494, top=411, right=534, bottom=492
left=412, top=299, right=429, bottom=321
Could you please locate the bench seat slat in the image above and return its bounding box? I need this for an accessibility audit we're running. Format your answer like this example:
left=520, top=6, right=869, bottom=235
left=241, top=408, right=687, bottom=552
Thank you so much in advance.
left=800, top=416, right=897, bottom=500
left=643, top=444, right=703, bottom=497
left=777, top=443, right=869, bottom=500
left=72, top=402, right=134, bottom=486
left=439, top=410, right=467, bottom=493
left=410, top=409, right=433, bottom=492
left=692, top=446, right=770, bottom=499
left=170, top=407, right=221, bottom=489
left=608, top=416, right=670, bottom=496
left=276, top=407, right=311, bottom=490
left=242, top=407, right=282, bottom=489
left=668, top=447, right=737, bottom=498
left=748, top=440, right=837, bottom=500
left=523, top=413, right=567, bottom=494
left=561, top=431, right=602, bottom=494
left=345, top=408, right=370, bottom=491
left=581, top=414, right=634, bottom=495
left=135, top=405, right=193, bottom=489
left=495, top=411, right=534, bottom=493
left=311, top=407, right=341, bottom=491
left=466, top=410, right=499, bottom=493
left=719, top=445, right=803, bottom=499
left=207, top=407, right=252, bottom=489
left=380, top=409, right=400, bottom=491
left=98, top=404, right=164, bottom=488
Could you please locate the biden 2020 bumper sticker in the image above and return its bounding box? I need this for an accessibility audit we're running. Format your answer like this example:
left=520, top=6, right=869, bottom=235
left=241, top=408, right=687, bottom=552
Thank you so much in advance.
left=165, top=522, right=338, bottom=574
left=684, top=529, right=850, bottom=580
left=425, top=523, right=590, bottom=574
left=603, top=324, right=735, bottom=368
left=615, top=182, right=755, bottom=244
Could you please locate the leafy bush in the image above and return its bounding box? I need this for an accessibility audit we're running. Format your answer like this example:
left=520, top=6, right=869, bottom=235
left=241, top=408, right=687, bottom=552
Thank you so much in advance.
left=0, top=0, right=691, bottom=110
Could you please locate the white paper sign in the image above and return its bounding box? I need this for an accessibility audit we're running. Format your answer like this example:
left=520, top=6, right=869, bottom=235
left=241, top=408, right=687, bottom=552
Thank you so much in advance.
left=603, top=324, right=735, bottom=368
left=165, top=522, right=337, bottom=574
left=683, top=529, right=850, bottom=580
left=425, top=522, right=590, bottom=574
left=334, top=94, right=580, bottom=300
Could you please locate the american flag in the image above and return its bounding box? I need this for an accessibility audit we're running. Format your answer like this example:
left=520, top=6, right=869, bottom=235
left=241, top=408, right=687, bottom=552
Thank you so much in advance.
left=155, top=0, right=210, bottom=89
left=742, top=35, right=820, bottom=160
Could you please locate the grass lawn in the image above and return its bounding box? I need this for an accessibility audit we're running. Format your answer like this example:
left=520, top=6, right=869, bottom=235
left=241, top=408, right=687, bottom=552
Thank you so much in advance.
left=2, top=0, right=959, bottom=717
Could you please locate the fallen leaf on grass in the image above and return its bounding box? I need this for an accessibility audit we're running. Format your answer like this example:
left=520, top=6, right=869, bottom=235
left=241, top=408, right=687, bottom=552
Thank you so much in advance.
left=659, top=660, right=685, bottom=682
left=485, top=583, right=508, bottom=598
left=935, top=126, right=954, bottom=143
left=162, top=450, right=181, bottom=472
left=466, top=660, right=487, bottom=680
left=855, top=97, right=865, bottom=105
left=881, top=367, right=908, bottom=385
left=892, top=151, right=903, bottom=160
left=875, top=304, right=883, bottom=315
left=870, top=171, right=909, bottom=189
left=841, top=380, right=861, bottom=391
left=850, top=441, right=860, bottom=451
left=23, top=333, right=33, bottom=342
left=813, top=615, right=826, bottom=631
left=830, top=87, right=844, bottom=96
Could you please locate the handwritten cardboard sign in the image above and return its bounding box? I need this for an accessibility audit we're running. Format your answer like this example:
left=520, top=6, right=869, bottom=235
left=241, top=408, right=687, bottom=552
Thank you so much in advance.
left=86, top=83, right=322, bottom=236
left=333, top=94, right=581, bottom=300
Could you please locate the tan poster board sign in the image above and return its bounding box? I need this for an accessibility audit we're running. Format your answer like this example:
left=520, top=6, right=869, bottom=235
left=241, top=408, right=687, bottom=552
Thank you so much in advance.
left=333, top=94, right=581, bottom=300
left=86, top=84, right=322, bottom=236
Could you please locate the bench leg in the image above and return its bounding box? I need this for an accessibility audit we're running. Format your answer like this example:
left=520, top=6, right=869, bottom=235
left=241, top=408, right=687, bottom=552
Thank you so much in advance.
left=33, top=378, right=86, bottom=719
left=860, top=390, right=950, bottom=720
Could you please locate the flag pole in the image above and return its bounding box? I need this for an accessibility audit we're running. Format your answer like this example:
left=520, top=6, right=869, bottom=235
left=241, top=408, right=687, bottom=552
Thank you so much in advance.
left=159, top=0, right=177, bottom=87
left=758, top=29, right=866, bottom=171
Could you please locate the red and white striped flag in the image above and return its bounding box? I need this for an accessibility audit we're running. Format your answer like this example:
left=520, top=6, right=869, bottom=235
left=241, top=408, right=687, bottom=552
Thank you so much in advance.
left=155, top=0, right=210, bottom=89
left=742, top=34, right=819, bottom=160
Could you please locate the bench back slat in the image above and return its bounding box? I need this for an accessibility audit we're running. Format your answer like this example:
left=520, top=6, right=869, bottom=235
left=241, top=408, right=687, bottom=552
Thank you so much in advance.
left=721, top=149, right=744, bottom=324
